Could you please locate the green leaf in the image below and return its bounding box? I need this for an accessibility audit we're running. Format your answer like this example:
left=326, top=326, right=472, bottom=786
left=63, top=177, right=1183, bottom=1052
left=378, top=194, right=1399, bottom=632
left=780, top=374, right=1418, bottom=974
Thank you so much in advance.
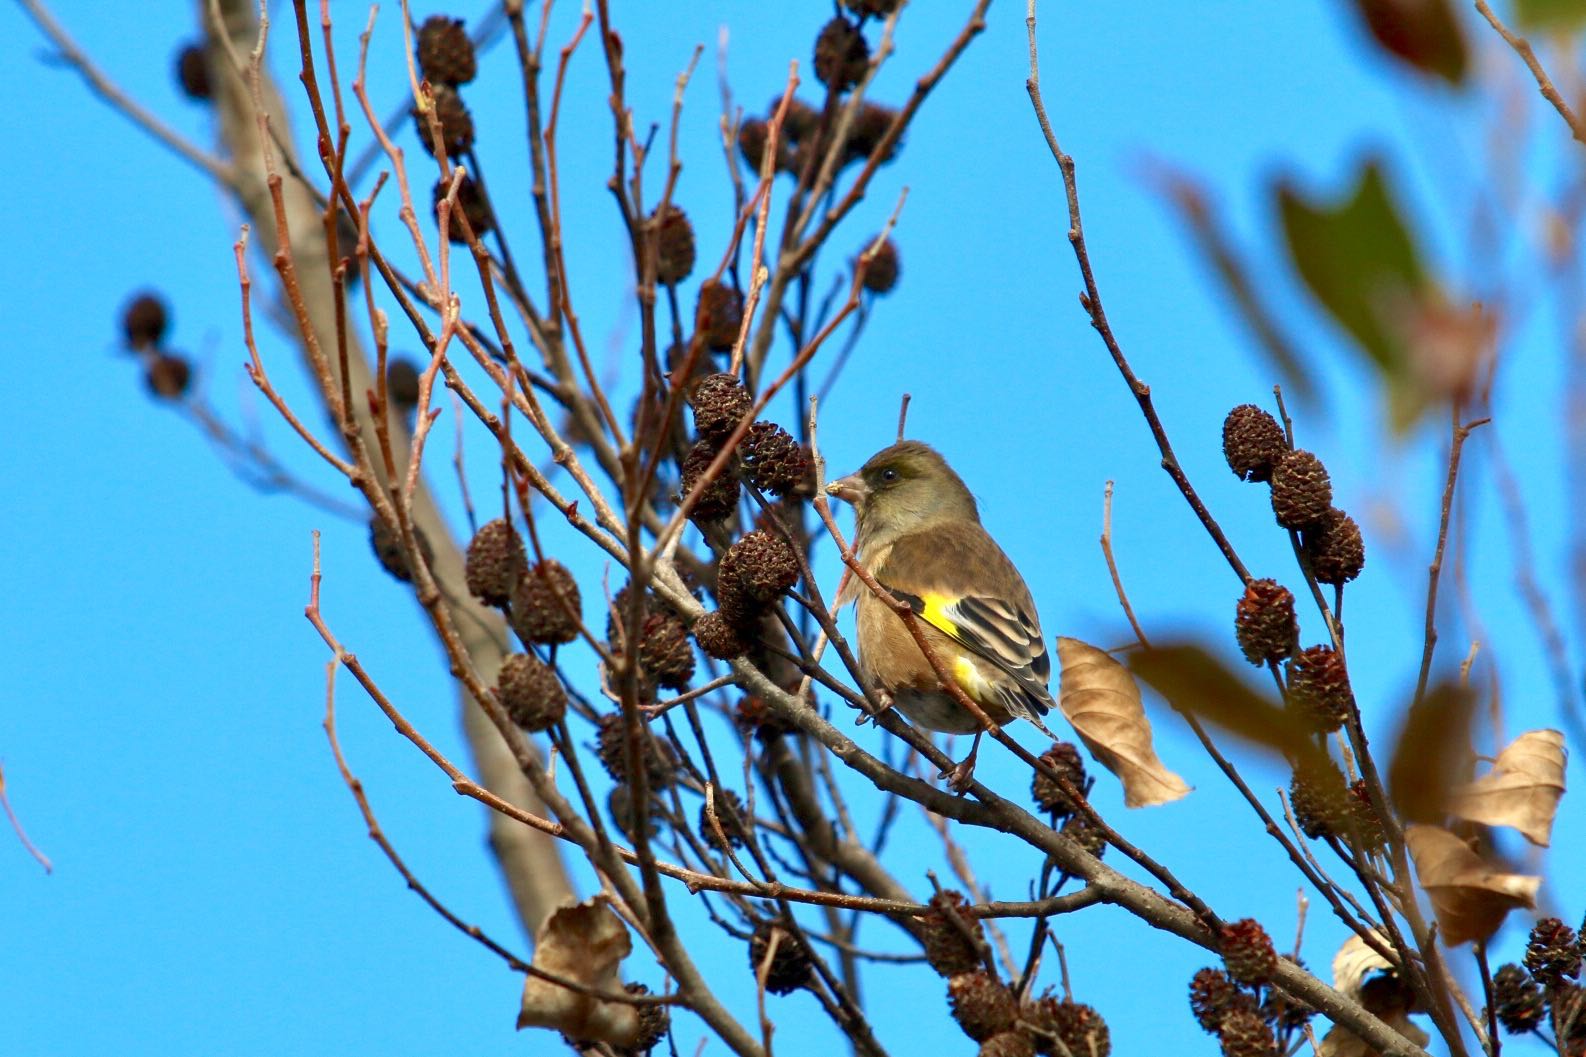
left=1349, top=0, right=1469, bottom=84
left=1515, top=0, right=1586, bottom=31
left=1276, top=159, right=1430, bottom=427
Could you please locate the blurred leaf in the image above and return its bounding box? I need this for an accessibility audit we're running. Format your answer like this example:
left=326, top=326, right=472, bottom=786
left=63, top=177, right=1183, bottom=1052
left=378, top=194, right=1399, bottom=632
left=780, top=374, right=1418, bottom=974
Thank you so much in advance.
left=1056, top=637, right=1191, bottom=807
left=1515, top=0, right=1586, bottom=30
left=518, top=896, right=640, bottom=1044
left=1385, top=681, right=1477, bottom=825
left=1348, top=0, right=1468, bottom=84
left=1276, top=159, right=1431, bottom=428
left=1405, top=824, right=1540, bottom=945
left=1128, top=641, right=1316, bottom=763
left=1448, top=729, right=1568, bottom=846
left=1152, top=167, right=1317, bottom=403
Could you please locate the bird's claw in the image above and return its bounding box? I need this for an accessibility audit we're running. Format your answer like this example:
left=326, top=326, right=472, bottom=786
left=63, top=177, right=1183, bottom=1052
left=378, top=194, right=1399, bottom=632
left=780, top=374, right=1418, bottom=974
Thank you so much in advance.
left=942, top=759, right=977, bottom=794
left=854, top=690, right=894, bottom=727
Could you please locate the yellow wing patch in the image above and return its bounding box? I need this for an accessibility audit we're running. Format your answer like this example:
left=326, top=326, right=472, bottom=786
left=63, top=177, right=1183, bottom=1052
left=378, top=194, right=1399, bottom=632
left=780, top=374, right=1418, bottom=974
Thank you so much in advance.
left=919, top=592, right=960, bottom=637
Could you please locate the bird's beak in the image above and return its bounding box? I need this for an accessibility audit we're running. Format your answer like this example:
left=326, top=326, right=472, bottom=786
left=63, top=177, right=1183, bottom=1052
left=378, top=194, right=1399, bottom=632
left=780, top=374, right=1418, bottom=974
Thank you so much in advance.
left=825, top=473, right=867, bottom=504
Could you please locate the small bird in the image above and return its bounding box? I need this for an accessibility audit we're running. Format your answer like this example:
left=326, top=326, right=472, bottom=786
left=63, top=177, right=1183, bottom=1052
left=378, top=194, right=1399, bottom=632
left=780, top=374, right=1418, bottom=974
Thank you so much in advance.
left=826, top=441, right=1053, bottom=787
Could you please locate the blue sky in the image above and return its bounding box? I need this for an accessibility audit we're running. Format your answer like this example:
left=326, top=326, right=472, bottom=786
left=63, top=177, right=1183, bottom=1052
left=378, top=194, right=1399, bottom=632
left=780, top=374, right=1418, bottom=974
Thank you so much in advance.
left=3, top=2, right=1581, bottom=1055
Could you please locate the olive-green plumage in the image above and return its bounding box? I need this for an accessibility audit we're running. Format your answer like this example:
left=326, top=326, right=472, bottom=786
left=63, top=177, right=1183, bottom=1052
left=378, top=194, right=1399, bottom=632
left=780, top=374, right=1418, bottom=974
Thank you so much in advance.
left=828, top=442, right=1052, bottom=779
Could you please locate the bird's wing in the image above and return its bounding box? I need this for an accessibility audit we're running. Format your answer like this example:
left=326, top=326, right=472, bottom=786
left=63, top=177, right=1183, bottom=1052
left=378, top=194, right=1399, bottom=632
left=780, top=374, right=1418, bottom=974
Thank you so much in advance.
left=875, top=525, right=1053, bottom=720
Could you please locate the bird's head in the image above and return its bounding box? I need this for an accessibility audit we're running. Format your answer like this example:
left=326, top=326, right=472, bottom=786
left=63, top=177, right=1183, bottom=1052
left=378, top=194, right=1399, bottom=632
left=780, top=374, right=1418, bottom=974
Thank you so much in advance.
left=826, top=440, right=978, bottom=547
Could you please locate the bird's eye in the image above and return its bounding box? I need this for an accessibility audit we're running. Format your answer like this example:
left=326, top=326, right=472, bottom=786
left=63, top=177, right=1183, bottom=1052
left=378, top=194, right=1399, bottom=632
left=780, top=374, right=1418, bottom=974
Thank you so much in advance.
left=879, top=467, right=899, bottom=483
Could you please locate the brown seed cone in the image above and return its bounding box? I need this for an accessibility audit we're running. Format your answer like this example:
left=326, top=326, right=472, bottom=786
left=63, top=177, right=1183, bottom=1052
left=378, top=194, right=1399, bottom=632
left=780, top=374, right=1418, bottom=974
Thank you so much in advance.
left=679, top=442, right=740, bottom=523
left=844, top=0, right=903, bottom=14
left=776, top=96, right=820, bottom=143
left=594, top=712, right=674, bottom=788
left=464, top=518, right=526, bottom=606
left=1348, top=780, right=1388, bottom=853
left=845, top=101, right=901, bottom=166
left=623, top=982, right=670, bottom=1053
left=387, top=357, right=421, bottom=409
left=497, top=652, right=567, bottom=732
left=122, top=292, right=168, bottom=350
left=978, top=1032, right=1036, bottom=1057
left=719, top=530, right=800, bottom=610
left=416, top=15, right=477, bottom=85
left=145, top=354, right=192, bottom=399
left=1235, top=578, right=1299, bottom=665
left=1189, top=967, right=1258, bottom=1033
left=1025, top=995, right=1112, bottom=1057
left=921, top=890, right=985, bottom=977
left=368, top=516, right=433, bottom=583
left=1289, top=757, right=1351, bottom=840
left=813, top=16, right=869, bottom=91
left=1270, top=449, right=1333, bottom=530
left=510, top=560, right=583, bottom=645
left=1217, top=1009, right=1277, bottom=1057
left=413, top=84, right=474, bottom=157
left=639, top=611, right=695, bottom=692
left=694, top=610, right=750, bottom=660
left=1222, top=405, right=1286, bottom=483
left=1220, top=919, right=1278, bottom=985
left=948, top=972, right=1019, bottom=1043
left=1030, top=742, right=1088, bottom=818
left=1287, top=645, right=1353, bottom=733
left=748, top=922, right=812, bottom=994
left=1262, top=981, right=1314, bottom=1033
left=432, top=173, right=493, bottom=243
left=1492, top=964, right=1544, bottom=1034
left=652, top=204, right=696, bottom=285
left=1304, top=507, right=1366, bottom=586
left=735, top=695, right=796, bottom=740
left=736, top=117, right=784, bottom=173
left=861, top=237, right=901, bottom=293
left=698, top=788, right=749, bottom=850
left=1550, top=983, right=1586, bottom=1052
left=696, top=280, right=745, bottom=352
left=606, top=783, right=659, bottom=843
left=740, top=422, right=811, bottom=497
left=1525, top=918, right=1582, bottom=985
left=1058, top=814, right=1106, bottom=860
left=176, top=44, right=210, bottom=101
left=690, top=372, right=754, bottom=443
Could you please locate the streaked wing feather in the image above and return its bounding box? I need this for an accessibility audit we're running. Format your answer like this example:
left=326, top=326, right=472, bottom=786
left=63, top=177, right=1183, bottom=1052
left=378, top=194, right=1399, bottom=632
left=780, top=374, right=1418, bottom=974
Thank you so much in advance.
left=877, top=526, right=1053, bottom=719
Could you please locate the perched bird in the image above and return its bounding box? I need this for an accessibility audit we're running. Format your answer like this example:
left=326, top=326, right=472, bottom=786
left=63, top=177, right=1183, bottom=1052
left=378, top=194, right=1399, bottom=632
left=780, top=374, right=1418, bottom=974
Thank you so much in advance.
left=826, top=440, right=1053, bottom=787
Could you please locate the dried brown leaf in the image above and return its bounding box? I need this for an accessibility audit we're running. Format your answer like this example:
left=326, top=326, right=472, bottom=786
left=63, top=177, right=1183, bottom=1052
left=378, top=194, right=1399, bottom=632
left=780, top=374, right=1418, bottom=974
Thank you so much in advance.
left=1447, top=729, right=1567, bottom=847
left=1386, top=681, right=1477, bottom=825
left=1056, top=637, right=1190, bottom=808
left=1405, top=824, right=1539, bottom=946
left=1332, top=932, right=1393, bottom=999
left=1127, top=640, right=1314, bottom=761
left=517, top=896, right=640, bottom=1045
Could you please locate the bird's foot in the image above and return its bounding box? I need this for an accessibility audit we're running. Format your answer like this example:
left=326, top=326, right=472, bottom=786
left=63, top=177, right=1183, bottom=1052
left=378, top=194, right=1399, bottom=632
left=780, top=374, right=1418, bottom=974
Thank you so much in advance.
left=855, top=690, right=894, bottom=727
left=940, top=731, right=984, bottom=794
left=942, top=757, right=978, bottom=794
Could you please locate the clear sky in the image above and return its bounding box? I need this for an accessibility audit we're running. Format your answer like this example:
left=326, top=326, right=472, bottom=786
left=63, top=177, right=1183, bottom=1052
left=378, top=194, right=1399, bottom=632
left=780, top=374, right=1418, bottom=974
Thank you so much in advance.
left=3, top=2, right=1580, bottom=1056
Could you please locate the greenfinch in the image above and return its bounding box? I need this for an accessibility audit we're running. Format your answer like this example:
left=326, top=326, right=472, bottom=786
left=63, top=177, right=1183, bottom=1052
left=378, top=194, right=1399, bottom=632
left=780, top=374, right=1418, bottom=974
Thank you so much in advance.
left=827, top=441, right=1053, bottom=785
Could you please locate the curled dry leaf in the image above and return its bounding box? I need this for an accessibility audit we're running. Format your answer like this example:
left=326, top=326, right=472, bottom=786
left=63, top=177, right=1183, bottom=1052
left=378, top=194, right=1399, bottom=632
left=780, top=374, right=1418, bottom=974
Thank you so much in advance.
left=1056, top=637, right=1190, bottom=808
left=517, top=896, right=641, bottom=1045
left=1405, top=824, right=1540, bottom=946
left=1332, top=932, right=1392, bottom=998
left=1321, top=934, right=1427, bottom=1057
left=1447, top=729, right=1567, bottom=847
